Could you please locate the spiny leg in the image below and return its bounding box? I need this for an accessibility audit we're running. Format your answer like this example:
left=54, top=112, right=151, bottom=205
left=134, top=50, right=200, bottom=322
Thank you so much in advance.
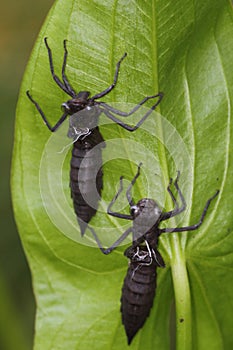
left=174, top=171, right=186, bottom=212
left=107, top=176, right=133, bottom=220
left=126, top=163, right=142, bottom=206
left=61, top=40, right=76, bottom=96
left=88, top=226, right=132, bottom=255
left=98, top=92, right=163, bottom=117
left=161, top=171, right=186, bottom=221
left=44, top=37, right=73, bottom=96
left=91, top=53, right=127, bottom=100
left=160, top=190, right=219, bottom=233
left=26, top=91, right=68, bottom=132
left=167, top=177, right=177, bottom=205
left=102, top=93, right=163, bottom=131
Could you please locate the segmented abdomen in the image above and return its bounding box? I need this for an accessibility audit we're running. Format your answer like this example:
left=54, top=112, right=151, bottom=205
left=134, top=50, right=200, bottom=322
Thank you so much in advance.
left=121, top=260, right=157, bottom=344
left=70, top=127, right=105, bottom=235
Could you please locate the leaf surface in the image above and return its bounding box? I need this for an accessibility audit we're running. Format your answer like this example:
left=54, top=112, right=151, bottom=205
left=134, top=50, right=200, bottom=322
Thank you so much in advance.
left=12, top=0, right=233, bottom=349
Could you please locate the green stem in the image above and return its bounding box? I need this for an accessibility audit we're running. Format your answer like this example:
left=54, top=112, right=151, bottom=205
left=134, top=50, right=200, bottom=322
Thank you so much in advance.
left=170, top=235, right=192, bottom=350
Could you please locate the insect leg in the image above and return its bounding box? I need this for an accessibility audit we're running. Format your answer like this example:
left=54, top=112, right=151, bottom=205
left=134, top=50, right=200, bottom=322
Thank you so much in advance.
left=167, top=177, right=177, bottom=204
left=126, top=163, right=142, bottom=206
left=98, top=92, right=163, bottom=117
left=61, top=40, right=76, bottom=96
left=88, top=226, right=132, bottom=254
left=44, top=37, right=73, bottom=96
left=160, top=190, right=219, bottom=233
left=161, top=171, right=186, bottom=220
left=101, top=94, right=162, bottom=132
left=107, top=176, right=133, bottom=220
left=91, top=53, right=127, bottom=100
left=26, top=91, right=68, bottom=132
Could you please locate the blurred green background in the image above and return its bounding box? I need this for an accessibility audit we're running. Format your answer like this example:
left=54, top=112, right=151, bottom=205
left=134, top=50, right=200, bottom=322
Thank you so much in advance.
left=0, top=1, right=54, bottom=349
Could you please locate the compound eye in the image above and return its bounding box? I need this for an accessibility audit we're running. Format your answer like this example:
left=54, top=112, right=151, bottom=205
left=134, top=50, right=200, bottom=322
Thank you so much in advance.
left=130, top=205, right=138, bottom=216
left=61, top=102, right=70, bottom=112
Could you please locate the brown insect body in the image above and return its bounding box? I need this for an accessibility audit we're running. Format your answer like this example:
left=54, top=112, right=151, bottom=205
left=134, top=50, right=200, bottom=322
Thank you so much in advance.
left=121, top=245, right=159, bottom=344
left=70, top=125, right=105, bottom=235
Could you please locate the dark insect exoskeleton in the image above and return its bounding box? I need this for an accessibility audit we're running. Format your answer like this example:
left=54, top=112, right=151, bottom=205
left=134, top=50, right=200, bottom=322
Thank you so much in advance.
left=120, top=244, right=163, bottom=344
left=26, top=38, right=163, bottom=235
left=88, top=164, right=219, bottom=344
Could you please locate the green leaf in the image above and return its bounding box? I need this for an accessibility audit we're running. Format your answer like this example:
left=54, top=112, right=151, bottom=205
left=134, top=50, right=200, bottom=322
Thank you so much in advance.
left=11, top=0, right=233, bottom=349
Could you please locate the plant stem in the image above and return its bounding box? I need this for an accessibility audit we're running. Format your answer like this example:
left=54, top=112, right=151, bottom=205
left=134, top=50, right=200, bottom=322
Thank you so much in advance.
left=170, top=235, right=192, bottom=350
